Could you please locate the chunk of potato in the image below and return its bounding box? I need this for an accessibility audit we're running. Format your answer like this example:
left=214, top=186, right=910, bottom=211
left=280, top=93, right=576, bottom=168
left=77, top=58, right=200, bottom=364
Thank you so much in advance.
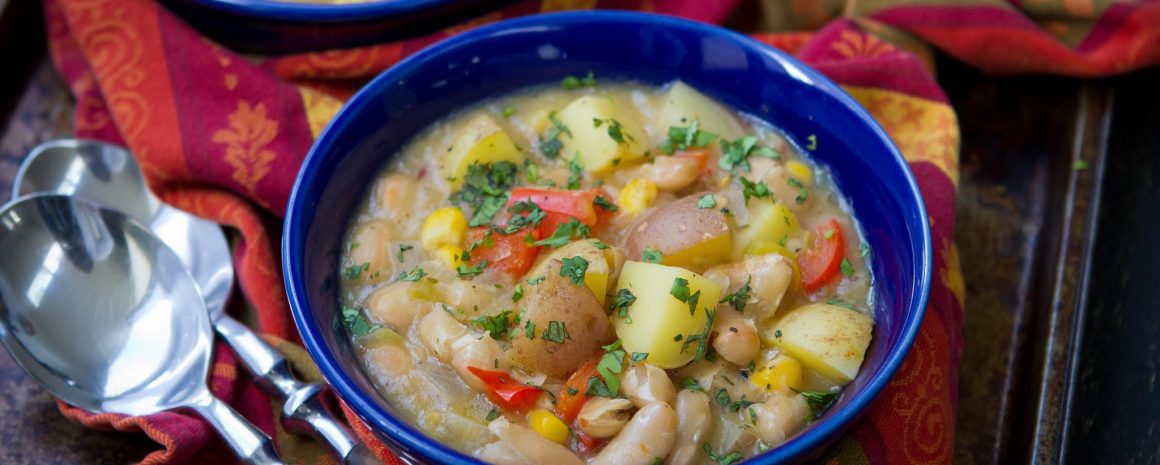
left=441, top=114, right=524, bottom=188
left=732, top=201, right=801, bottom=260
left=623, top=194, right=732, bottom=271
left=554, top=95, right=647, bottom=173
left=769, top=303, right=873, bottom=385
left=658, top=81, right=745, bottom=142
left=509, top=260, right=615, bottom=379
left=613, top=261, right=721, bottom=369
left=527, top=240, right=614, bottom=304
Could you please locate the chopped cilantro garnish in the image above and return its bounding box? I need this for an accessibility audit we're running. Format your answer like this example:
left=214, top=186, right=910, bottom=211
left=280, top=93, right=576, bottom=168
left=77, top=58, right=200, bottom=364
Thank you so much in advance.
left=470, top=310, right=514, bottom=340
left=485, top=407, right=501, bottom=421
left=501, top=106, right=515, bottom=118
left=827, top=297, right=856, bottom=311
left=512, top=284, right=524, bottom=303
left=840, top=258, right=854, bottom=277
left=806, top=134, right=818, bottom=151
left=719, top=276, right=752, bottom=312
left=703, top=443, right=745, bottom=465
left=540, top=112, right=572, bottom=159
left=567, top=156, right=584, bottom=189
left=450, top=162, right=520, bottom=226
left=681, top=377, right=704, bottom=392
left=396, top=244, right=412, bottom=262
left=797, top=389, right=840, bottom=422
left=542, top=320, right=569, bottom=343
left=503, top=201, right=546, bottom=234
left=774, top=329, right=783, bottom=339
left=739, top=177, right=771, bottom=204
left=524, top=320, right=536, bottom=339
left=527, top=276, right=546, bottom=285
left=559, top=256, right=589, bottom=285
left=611, top=289, right=637, bottom=321
left=595, top=348, right=625, bottom=394
left=593, top=195, right=618, bottom=212
left=567, top=387, right=579, bottom=395
left=714, top=388, right=758, bottom=413
left=457, top=259, right=488, bottom=278
left=394, top=268, right=426, bottom=282
left=659, top=120, right=718, bottom=155
left=593, top=118, right=632, bottom=144
left=642, top=247, right=663, bottom=264
left=631, top=352, right=649, bottom=362
left=1073, top=159, right=1090, bottom=170
left=669, top=277, right=701, bottom=315
left=341, top=306, right=381, bottom=337
left=585, top=375, right=614, bottom=398
left=680, top=309, right=716, bottom=362
left=345, top=262, right=370, bottom=280
left=560, top=71, right=597, bottom=89
left=860, top=243, right=872, bottom=258
left=719, top=135, right=778, bottom=173
left=697, top=194, right=717, bottom=209
left=534, top=218, right=591, bottom=248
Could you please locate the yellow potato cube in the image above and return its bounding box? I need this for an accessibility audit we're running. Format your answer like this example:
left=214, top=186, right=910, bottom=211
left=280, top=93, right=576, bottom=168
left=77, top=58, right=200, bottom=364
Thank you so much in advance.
left=442, top=114, right=524, bottom=188
left=554, top=95, right=647, bottom=173
left=658, top=81, right=745, bottom=141
left=732, top=201, right=801, bottom=261
left=420, top=207, right=467, bottom=251
left=614, top=261, right=721, bottom=369
left=768, top=303, right=874, bottom=385
left=528, top=240, right=612, bottom=304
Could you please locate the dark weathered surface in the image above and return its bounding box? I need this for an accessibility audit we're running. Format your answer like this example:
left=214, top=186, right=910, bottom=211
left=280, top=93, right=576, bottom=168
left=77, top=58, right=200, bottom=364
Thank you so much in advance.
left=1062, top=68, right=1160, bottom=465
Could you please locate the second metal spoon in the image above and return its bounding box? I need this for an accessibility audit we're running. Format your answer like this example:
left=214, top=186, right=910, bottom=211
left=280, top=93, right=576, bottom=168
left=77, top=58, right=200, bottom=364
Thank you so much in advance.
left=14, top=139, right=380, bottom=465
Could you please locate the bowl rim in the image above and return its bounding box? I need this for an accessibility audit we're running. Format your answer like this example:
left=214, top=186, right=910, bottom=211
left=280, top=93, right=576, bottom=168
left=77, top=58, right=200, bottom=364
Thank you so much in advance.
left=284, top=10, right=933, bottom=465
left=178, top=0, right=455, bottom=22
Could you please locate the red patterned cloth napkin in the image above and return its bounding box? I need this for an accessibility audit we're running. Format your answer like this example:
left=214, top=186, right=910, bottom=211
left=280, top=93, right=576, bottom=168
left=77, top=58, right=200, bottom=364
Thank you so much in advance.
left=40, top=0, right=1160, bottom=464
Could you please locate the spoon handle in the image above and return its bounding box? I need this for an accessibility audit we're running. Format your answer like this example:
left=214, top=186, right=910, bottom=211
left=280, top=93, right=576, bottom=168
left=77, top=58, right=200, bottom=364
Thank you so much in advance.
left=190, top=395, right=287, bottom=465
left=214, top=314, right=384, bottom=465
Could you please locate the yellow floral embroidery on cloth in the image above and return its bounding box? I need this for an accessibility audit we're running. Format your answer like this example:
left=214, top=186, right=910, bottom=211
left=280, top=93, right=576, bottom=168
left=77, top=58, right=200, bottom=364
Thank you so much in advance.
left=832, top=29, right=899, bottom=59
left=844, top=86, right=961, bottom=186
left=299, top=87, right=344, bottom=140
left=213, top=100, right=279, bottom=195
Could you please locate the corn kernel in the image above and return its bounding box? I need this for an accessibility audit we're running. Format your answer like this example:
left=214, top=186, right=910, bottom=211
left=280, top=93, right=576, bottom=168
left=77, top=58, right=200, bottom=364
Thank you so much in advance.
left=434, top=245, right=465, bottom=269
left=618, top=179, right=657, bottom=216
left=528, top=408, right=570, bottom=444
left=751, top=355, right=803, bottom=391
left=786, top=161, right=813, bottom=185
left=420, top=207, right=467, bottom=251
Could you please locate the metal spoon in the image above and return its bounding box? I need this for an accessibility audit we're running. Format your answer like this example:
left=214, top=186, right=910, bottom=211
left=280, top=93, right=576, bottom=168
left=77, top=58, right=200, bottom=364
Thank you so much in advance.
left=0, top=195, right=285, bottom=465
left=14, top=139, right=381, bottom=465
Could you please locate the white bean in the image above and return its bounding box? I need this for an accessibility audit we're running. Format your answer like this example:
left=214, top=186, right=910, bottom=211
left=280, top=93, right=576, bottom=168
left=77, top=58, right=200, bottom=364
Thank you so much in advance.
left=477, top=441, right=528, bottom=465
left=590, top=402, right=678, bottom=465
left=346, top=220, right=393, bottom=283
left=712, top=310, right=760, bottom=366
left=620, top=363, right=677, bottom=408
left=365, top=344, right=412, bottom=379
left=754, top=389, right=810, bottom=446
left=623, top=156, right=701, bottom=192
left=365, top=283, right=434, bottom=331
left=451, top=335, right=510, bottom=392
left=418, top=309, right=467, bottom=362
left=577, top=397, right=634, bottom=438
left=486, top=418, right=585, bottom=465
left=666, top=390, right=712, bottom=465
left=706, top=254, right=793, bottom=320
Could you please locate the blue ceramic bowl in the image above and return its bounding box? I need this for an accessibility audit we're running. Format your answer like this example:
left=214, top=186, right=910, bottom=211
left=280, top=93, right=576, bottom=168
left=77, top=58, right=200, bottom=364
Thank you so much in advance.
left=285, top=11, right=931, bottom=465
left=160, top=0, right=516, bottom=54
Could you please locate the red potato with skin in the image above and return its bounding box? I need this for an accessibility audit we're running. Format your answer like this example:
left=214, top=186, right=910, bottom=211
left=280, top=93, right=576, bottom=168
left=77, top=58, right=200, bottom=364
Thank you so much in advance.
left=623, top=193, right=732, bottom=270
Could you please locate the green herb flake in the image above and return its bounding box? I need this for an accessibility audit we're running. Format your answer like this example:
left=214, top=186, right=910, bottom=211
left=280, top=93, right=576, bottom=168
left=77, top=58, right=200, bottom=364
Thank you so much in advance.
left=501, top=106, right=515, bottom=118
left=524, top=320, right=536, bottom=339
left=774, top=329, right=783, bottom=339
left=798, top=390, right=840, bottom=423
left=539, top=112, right=572, bottom=159
left=485, top=407, right=501, bottom=422
left=584, top=375, right=614, bottom=398
left=1074, top=159, right=1089, bottom=170
left=719, top=276, right=752, bottom=312
left=561, top=71, right=597, bottom=90
left=631, top=352, right=649, bottom=362
left=512, top=284, right=525, bottom=303
left=703, top=443, right=745, bottom=465
left=470, top=310, right=514, bottom=340
left=534, top=218, right=591, bottom=248
left=669, top=277, right=702, bottom=315
left=642, top=247, right=663, bottom=264
left=659, top=120, right=719, bottom=155
left=396, top=244, right=412, bottom=262
left=394, top=268, right=427, bottom=282
left=739, top=177, right=771, bottom=205
left=457, top=259, right=488, bottom=278
left=341, top=306, right=381, bottom=337
left=827, top=297, right=857, bottom=311
left=680, top=309, right=716, bottom=362
left=559, top=256, right=590, bottom=286
left=542, top=320, right=569, bottom=343
left=611, top=288, right=637, bottom=321
left=650, top=458, right=664, bottom=465
left=593, top=195, right=619, bottom=212
left=859, top=243, right=872, bottom=258
left=697, top=194, right=717, bottom=209
left=680, top=377, right=704, bottom=392
left=806, top=134, right=818, bottom=151
left=596, top=349, right=626, bottom=394
left=567, top=156, right=584, bottom=189
left=840, top=258, right=854, bottom=277
left=714, top=388, right=758, bottom=413
left=527, top=276, right=546, bottom=285
left=450, top=161, right=520, bottom=226
left=345, top=262, right=370, bottom=280
left=567, top=387, right=579, bottom=395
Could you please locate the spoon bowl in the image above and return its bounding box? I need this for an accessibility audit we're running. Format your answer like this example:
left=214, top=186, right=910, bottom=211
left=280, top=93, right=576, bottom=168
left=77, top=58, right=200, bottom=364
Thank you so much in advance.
left=0, top=195, right=284, bottom=465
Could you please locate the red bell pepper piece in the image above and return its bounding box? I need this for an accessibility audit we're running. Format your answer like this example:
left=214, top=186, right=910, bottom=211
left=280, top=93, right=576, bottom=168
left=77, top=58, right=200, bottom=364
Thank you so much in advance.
left=465, top=227, right=541, bottom=278
left=466, top=366, right=542, bottom=411
left=507, top=188, right=600, bottom=226
left=797, top=219, right=846, bottom=293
